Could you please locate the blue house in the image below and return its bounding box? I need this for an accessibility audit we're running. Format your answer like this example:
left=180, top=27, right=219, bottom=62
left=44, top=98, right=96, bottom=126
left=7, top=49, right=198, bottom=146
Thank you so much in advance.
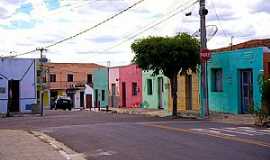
left=207, top=46, right=270, bottom=114
left=0, top=58, right=37, bottom=114
left=93, top=67, right=109, bottom=109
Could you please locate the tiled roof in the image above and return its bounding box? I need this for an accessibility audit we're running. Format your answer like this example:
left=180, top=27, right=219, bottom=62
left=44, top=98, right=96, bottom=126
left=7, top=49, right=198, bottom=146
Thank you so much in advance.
left=211, top=39, right=270, bottom=52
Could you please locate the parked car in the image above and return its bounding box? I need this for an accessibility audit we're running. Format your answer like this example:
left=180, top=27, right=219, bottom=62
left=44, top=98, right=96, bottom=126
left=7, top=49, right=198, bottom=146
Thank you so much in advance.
left=51, top=97, right=73, bottom=110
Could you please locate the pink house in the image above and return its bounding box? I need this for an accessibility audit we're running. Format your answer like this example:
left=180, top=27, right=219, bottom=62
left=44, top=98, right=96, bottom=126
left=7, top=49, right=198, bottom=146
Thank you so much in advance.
left=109, top=64, right=142, bottom=108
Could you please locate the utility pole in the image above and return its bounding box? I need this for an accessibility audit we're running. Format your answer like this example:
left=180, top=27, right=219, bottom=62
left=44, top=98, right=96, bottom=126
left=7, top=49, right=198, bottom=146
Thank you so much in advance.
left=36, top=47, right=47, bottom=116
left=199, top=0, right=209, bottom=118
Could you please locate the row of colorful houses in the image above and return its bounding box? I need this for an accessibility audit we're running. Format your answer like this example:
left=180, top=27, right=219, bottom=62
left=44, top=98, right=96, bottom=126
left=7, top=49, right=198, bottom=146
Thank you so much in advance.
left=1, top=39, right=270, bottom=115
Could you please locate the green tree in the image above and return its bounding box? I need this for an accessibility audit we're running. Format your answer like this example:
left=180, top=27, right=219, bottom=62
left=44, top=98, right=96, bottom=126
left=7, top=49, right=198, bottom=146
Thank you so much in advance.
left=131, top=33, right=200, bottom=117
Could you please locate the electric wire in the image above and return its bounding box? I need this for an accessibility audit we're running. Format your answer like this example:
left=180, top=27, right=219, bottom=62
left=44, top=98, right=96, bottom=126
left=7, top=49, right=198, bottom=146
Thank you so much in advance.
left=101, top=0, right=199, bottom=53
left=0, top=0, right=145, bottom=58
left=210, top=0, right=230, bottom=39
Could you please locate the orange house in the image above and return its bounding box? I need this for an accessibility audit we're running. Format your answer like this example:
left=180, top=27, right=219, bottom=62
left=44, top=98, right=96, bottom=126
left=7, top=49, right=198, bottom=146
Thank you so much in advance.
left=43, top=63, right=102, bottom=108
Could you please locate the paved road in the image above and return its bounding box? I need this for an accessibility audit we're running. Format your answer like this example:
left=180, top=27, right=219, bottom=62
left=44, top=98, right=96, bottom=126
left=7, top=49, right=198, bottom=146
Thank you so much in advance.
left=1, top=110, right=270, bottom=160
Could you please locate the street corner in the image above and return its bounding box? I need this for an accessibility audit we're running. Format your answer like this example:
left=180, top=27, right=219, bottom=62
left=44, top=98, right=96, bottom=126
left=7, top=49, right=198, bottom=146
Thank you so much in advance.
left=30, top=130, right=87, bottom=160
left=0, top=129, right=86, bottom=160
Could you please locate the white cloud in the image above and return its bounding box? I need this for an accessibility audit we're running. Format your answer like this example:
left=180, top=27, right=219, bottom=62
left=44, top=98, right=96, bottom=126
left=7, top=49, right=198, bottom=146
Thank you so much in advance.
left=0, top=0, right=269, bottom=66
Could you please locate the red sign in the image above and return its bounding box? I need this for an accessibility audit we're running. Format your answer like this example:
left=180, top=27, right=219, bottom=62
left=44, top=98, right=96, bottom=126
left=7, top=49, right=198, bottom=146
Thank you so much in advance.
left=200, top=48, right=211, bottom=62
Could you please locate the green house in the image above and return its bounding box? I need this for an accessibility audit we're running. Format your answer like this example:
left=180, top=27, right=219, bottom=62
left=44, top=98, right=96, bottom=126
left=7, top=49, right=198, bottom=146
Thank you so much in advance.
left=93, top=67, right=109, bottom=108
left=207, top=47, right=270, bottom=114
left=142, top=70, right=169, bottom=111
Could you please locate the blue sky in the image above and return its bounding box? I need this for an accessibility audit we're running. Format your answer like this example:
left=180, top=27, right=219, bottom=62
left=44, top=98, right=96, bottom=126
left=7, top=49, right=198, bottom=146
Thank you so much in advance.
left=0, top=0, right=269, bottom=66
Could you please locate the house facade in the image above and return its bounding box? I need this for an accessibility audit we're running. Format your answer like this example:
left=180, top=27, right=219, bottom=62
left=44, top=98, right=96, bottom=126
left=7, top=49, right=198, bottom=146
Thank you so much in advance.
left=93, top=67, right=109, bottom=108
left=168, top=72, right=200, bottom=113
left=208, top=47, right=270, bottom=114
left=108, top=67, right=120, bottom=107
left=0, top=58, right=37, bottom=114
left=141, top=71, right=169, bottom=111
left=109, top=64, right=142, bottom=108
left=44, top=63, right=101, bottom=108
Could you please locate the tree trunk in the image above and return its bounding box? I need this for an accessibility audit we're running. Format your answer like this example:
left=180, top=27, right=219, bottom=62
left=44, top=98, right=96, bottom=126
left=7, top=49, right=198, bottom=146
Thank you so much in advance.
left=170, top=74, right=178, bottom=117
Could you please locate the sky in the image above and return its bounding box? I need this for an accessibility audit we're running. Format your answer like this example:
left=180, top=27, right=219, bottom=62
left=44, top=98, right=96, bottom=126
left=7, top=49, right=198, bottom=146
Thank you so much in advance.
left=0, top=0, right=269, bottom=66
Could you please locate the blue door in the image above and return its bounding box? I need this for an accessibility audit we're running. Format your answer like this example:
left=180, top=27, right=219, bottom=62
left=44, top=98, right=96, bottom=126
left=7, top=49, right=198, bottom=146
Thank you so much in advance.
left=240, top=70, right=253, bottom=113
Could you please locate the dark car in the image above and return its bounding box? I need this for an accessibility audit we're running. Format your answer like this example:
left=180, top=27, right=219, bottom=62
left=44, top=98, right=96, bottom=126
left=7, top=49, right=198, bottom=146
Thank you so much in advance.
left=52, top=98, right=73, bottom=110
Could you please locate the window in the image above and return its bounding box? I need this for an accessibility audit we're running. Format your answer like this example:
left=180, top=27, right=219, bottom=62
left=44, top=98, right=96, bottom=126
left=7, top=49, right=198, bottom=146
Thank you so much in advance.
left=87, top=74, right=92, bottom=84
left=102, top=90, right=105, bottom=101
left=147, top=79, right=153, bottom=95
left=67, top=74, right=73, bottom=82
left=132, top=82, right=138, bottom=96
left=212, top=69, right=223, bottom=92
left=49, top=74, right=56, bottom=82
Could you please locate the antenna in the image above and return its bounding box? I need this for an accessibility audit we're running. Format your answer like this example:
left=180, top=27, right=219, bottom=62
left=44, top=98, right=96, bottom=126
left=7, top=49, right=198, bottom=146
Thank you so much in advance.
left=192, top=25, right=218, bottom=42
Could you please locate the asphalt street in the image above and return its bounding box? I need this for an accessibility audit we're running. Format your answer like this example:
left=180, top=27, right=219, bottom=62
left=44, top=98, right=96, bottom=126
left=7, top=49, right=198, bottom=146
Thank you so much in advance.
left=1, top=110, right=269, bottom=160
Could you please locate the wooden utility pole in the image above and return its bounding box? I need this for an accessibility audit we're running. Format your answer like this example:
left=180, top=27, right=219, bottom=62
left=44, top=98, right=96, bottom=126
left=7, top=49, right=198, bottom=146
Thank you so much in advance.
left=36, top=48, right=47, bottom=116
left=199, top=0, right=209, bottom=117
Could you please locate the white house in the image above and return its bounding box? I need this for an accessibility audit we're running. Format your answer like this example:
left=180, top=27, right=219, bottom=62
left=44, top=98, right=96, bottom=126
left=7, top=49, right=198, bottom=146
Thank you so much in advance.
left=0, top=58, right=37, bottom=114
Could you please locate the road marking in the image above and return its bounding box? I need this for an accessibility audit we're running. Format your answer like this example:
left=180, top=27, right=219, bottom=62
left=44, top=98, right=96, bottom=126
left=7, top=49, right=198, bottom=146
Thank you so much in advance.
left=145, top=124, right=270, bottom=148
left=210, top=128, right=255, bottom=136
left=191, top=128, right=236, bottom=137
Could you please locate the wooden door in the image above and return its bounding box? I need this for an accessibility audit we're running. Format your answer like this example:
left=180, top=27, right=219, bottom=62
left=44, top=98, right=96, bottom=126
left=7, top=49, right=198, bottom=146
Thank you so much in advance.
left=122, top=82, right=126, bottom=107
left=185, top=75, right=192, bottom=110
left=86, top=94, right=92, bottom=109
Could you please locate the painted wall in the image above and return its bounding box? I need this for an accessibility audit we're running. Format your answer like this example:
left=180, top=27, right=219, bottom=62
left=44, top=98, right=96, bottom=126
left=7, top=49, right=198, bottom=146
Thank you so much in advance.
left=142, top=71, right=169, bottom=111
left=109, top=67, right=120, bottom=107
left=0, top=58, right=37, bottom=113
left=93, top=67, right=109, bottom=108
left=207, top=47, right=264, bottom=114
left=119, top=64, right=142, bottom=108
left=168, top=73, right=200, bottom=113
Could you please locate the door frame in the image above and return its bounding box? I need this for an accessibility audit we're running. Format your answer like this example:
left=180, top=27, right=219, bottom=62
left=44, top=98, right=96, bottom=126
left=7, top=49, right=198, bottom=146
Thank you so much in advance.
left=8, top=80, right=20, bottom=112
left=157, top=77, right=164, bottom=109
left=185, top=75, right=193, bottom=111
left=122, top=82, right=126, bottom=107
left=239, top=69, right=253, bottom=114
left=111, top=83, right=116, bottom=107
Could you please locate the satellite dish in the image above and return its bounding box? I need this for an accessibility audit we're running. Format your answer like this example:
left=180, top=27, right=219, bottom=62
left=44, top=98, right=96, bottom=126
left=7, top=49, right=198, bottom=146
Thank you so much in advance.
left=192, top=25, right=218, bottom=42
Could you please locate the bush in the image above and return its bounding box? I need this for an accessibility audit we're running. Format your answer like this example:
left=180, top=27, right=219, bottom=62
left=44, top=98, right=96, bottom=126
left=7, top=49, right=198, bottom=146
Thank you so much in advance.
left=249, top=78, right=270, bottom=127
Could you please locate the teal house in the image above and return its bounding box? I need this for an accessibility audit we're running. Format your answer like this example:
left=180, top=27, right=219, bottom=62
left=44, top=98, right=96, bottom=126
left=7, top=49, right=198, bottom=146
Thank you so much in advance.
left=207, top=46, right=270, bottom=114
left=93, top=67, right=109, bottom=108
left=141, top=70, right=169, bottom=111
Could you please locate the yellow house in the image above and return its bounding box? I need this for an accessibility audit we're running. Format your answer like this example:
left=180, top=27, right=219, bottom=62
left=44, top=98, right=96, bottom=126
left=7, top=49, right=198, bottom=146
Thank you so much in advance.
left=168, top=72, right=200, bottom=113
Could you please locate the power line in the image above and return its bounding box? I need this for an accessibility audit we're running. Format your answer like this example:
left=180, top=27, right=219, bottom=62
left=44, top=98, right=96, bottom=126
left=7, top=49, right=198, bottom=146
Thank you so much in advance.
left=210, top=0, right=230, bottom=39
left=102, top=0, right=199, bottom=52
left=44, top=0, right=145, bottom=49
left=71, top=0, right=198, bottom=55
left=1, top=0, right=145, bottom=58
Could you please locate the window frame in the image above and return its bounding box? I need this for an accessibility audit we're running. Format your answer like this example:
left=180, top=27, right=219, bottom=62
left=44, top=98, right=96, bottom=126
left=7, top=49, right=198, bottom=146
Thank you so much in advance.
left=67, top=74, right=74, bottom=82
left=87, top=74, right=92, bottom=84
left=132, top=82, right=138, bottom=96
left=212, top=68, right=223, bottom=92
left=49, top=74, right=56, bottom=82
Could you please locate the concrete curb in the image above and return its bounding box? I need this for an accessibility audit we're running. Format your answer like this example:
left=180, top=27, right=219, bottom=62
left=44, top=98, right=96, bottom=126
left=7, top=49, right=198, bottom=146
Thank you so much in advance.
left=30, top=131, right=87, bottom=160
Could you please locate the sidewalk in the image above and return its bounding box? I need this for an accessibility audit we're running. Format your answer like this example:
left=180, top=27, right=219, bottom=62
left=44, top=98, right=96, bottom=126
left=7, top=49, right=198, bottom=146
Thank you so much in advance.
left=208, top=113, right=256, bottom=125
left=109, top=107, right=259, bottom=125
left=110, top=107, right=172, bottom=117
left=0, top=130, right=86, bottom=160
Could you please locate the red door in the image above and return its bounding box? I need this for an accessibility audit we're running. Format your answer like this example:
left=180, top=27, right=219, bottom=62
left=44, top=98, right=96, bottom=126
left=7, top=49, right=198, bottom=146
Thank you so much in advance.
left=86, top=95, right=92, bottom=109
